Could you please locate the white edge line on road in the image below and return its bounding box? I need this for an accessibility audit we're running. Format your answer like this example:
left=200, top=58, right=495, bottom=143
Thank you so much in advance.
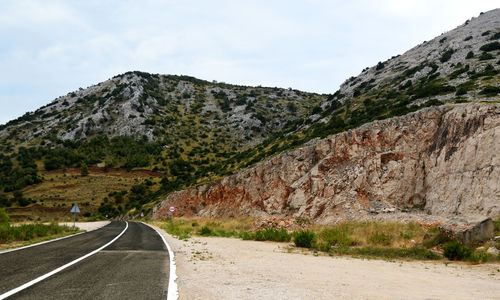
left=142, top=222, right=178, bottom=300
left=0, top=221, right=128, bottom=300
left=0, top=221, right=111, bottom=255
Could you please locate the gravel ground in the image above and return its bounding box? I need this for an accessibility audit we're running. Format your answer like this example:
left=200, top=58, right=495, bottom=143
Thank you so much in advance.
left=152, top=225, right=500, bottom=300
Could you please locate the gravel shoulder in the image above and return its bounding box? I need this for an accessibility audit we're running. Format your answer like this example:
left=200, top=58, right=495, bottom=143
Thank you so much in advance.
left=152, top=225, right=500, bottom=300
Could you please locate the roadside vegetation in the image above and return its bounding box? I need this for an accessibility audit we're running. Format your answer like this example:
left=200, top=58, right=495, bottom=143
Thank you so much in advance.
left=153, top=217, right=500, bottom=263
left=0, top=208, right=79, bottom=248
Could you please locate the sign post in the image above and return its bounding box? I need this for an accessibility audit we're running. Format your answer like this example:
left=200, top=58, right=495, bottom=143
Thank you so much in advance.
left=70, top=204, right=80, bottom=230
left=169, top=206, right=175, bottom=226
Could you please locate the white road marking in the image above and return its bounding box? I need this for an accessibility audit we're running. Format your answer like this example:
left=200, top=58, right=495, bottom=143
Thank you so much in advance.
left=0, top=222, right=129, bottom=300
left=142, top=222, right=178, bottom=300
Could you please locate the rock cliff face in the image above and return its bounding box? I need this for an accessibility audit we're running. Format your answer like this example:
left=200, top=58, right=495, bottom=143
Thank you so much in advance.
left=153, top=104, right=499, bottom=223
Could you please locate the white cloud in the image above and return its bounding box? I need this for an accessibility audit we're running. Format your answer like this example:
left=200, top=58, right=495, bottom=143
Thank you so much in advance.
left=0, top=0, right=499, bottom=124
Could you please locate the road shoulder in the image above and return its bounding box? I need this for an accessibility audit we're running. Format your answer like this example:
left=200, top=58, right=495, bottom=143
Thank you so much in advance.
left=151, top=222, right=500, bottom=300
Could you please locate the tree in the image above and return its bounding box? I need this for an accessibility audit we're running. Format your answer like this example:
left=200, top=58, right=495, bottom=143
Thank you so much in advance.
left=0, top=208, right=9, bottom=228
left=80, top=162, right=89, bottom=176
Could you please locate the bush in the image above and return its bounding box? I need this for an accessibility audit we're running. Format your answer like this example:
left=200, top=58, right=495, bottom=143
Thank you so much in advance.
left=294, top=230, right=316, bottom=248
left=0, top=208, right=9, bottom=226
left=479, top=41, right=500, bottom=52
left=443, top=240, right=472, bottom=260
left=199, top=226, right=213, bottom=236
left=80, top=162, right=89, bottom=176
left=254, top=229, right=291, bottom=242
left=0, top=194, right=11, bottom=207
left=480, top=86, right=500, bottom=96
left=465, top=51, right=474, bottom=59
left=478, top=53, right=495, bottom=61
left=439, top=49, right=454, bottom=63
left=317, top=226, right=354, bottom=251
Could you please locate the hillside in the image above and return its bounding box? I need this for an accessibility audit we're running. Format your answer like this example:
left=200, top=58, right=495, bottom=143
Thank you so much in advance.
left=0, top=75, right=325, bottom=219
left=153, top=103, right=500, bottom=222
left=1, top=9, right=500, bottom=221
left=153, top=10, right=500, bottom=221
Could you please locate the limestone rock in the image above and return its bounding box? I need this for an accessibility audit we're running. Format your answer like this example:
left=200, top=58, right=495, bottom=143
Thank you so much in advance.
left=153, top=103, right=500, bottom=224
left=438, top=216, right=494, bottom=245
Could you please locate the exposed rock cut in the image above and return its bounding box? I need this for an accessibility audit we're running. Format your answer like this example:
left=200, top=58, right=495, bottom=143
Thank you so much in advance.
left=153, top=104, right=500, bottom=223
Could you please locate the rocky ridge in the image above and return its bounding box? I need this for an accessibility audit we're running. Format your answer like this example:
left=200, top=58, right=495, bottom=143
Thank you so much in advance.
left=153, top=103, right=500, bottom=223
left=316, top=9, right=500, bottom=118
left=0, top=72, right=324, bottom=150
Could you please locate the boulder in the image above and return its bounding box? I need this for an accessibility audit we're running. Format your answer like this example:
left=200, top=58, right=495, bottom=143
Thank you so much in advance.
left=439, top=216, right=495, bottom=245
left=486, top=247, right=499, bottom=255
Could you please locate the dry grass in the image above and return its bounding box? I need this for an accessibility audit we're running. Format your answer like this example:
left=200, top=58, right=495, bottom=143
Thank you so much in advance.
left=9, top=168, right=163, bottom=221
left=309, top=221, right=427, bottom=248
left=152, top=217, right=428, bottom=248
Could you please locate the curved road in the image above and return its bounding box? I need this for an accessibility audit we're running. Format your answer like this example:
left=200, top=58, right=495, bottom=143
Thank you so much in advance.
left=0, top=222, right=170, bottom=299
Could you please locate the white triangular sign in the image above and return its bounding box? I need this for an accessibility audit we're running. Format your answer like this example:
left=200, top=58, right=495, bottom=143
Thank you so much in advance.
left=70, top=204, right=80, bottom=213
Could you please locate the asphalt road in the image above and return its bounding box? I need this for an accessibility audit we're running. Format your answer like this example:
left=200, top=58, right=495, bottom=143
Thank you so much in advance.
left=0, top=221, right=170, bottom=300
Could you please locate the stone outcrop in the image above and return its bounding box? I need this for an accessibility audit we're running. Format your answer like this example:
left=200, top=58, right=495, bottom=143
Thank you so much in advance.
left=438, top=216, right=495, bottom=245
left=153, top=104, right=500, bottom=223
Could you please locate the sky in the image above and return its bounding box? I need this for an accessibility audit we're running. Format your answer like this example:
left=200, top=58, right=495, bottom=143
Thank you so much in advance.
left=0, top=0, right=498, bottom=125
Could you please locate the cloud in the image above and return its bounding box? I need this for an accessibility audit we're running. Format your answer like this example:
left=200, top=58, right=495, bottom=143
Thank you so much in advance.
left=0, top=0, right=499, bottom=124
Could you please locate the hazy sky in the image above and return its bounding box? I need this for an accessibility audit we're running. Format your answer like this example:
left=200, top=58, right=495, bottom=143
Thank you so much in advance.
left=0, top=1, right=498, bottom=125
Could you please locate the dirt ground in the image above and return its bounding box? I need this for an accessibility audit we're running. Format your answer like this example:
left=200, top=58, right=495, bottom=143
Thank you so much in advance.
left=152, top=226, right=500, bottom=300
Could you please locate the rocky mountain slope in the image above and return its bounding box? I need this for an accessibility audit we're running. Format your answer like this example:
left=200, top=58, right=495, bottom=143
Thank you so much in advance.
left=153, top=103, right=500, bottom=222
left=318, top=9, right=500, bottom=114
left=0, top=72, right=324, bottom=152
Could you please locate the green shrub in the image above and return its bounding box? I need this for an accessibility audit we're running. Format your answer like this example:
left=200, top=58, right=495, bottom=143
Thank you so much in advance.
left=317, top=226, right=354, bottom=251
left=478, top=53, right=495, bottom=61
left=439, top=49, right=454, bottom=63
left=493, top=218, right=500, bottom=234
left=479, top=86, right=500, bottom=96
left=0, top=208, right=9, bottom=225
left=254, top=228, right=291, bottom=242
left=465, top=51, right=474, bottom=59
left=376, top=61, right=385, bottom=70
left=294, top=230, right=316, bottom=248
left=443, top=240, right=472, bottom=260
left=199, top=226, right=213, bottom=236
left=479, top=42, right=500, bottom=52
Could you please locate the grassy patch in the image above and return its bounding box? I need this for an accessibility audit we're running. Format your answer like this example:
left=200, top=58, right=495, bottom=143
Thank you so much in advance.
left=242, top=228, right=291, bottom=242
left=0, top=217, right=79, bottom=245
left=152, top=217, right=500, bottom=263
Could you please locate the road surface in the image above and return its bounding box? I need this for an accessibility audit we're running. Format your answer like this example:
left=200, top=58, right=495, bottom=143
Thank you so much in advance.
left=0, top=221, right=170, bottom=299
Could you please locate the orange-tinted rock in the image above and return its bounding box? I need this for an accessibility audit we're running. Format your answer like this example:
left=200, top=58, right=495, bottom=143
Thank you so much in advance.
left=153, top=104, right=500, bottom=223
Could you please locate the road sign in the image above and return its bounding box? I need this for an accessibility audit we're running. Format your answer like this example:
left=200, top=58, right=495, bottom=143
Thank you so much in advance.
left=70, top=204, right=80, bottom=213
left=169, top=206, right=175, bottom=213
left=70, top=204, right=80, bottom=230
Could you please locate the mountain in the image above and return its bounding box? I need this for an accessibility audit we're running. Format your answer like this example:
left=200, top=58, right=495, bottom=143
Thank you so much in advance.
left=1, top=9, right=499, bottom=220
left=152, top=10, right=500, bottom=221
left=319, top=9, right=500, bottom=113
left=0, top=72, right=324, bottom=150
